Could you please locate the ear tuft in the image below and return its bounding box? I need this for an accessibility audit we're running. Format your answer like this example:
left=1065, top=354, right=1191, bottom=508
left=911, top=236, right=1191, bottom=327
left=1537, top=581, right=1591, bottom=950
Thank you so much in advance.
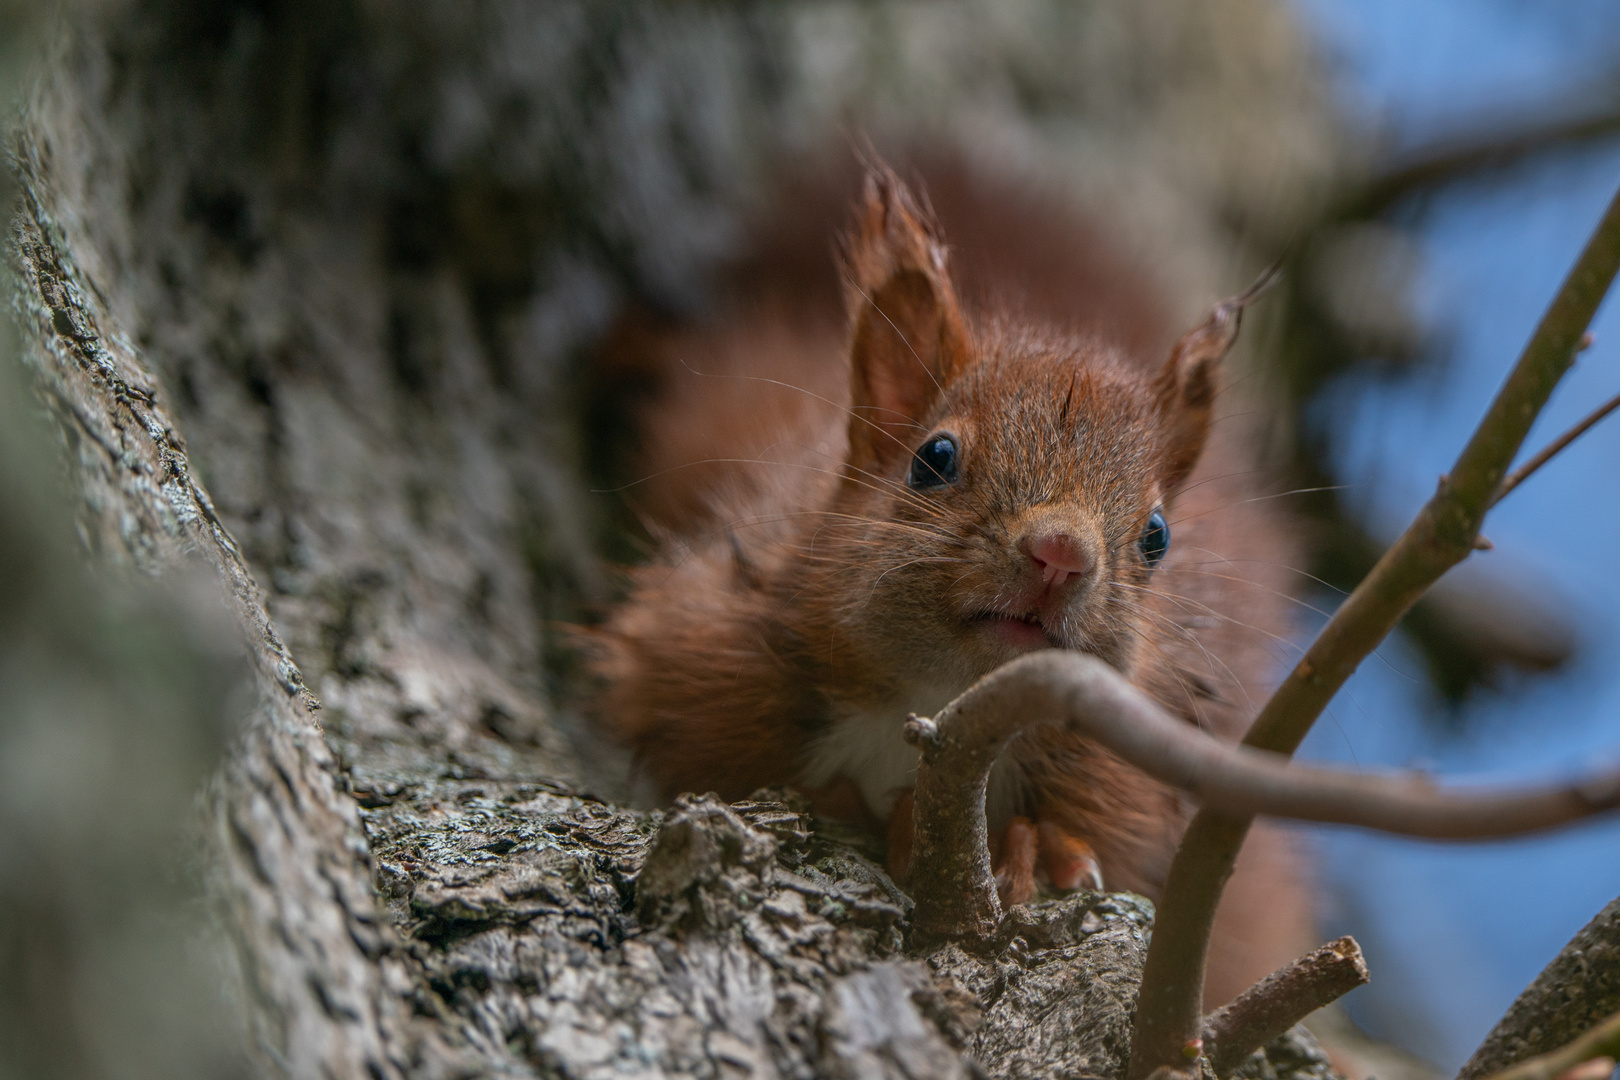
left=1156, top=268, right=1279, bottom=492
left=840, top=163, right=971, bottom=475
left=842, top=166, right=953, bottom=307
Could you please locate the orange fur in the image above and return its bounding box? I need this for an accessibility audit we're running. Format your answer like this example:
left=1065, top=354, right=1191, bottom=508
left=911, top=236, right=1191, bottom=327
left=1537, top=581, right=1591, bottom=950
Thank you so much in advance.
left=587, top=157, right=1313, bottom=1002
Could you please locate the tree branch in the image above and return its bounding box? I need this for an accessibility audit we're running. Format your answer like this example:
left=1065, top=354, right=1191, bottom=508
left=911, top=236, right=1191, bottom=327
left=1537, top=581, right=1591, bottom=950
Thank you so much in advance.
left=1128, top=179, right=1620, bottom=1080
left=1342, top=108, right=1620, bottom=220
left=1202, top=937, right=1369, bottom=1077
left=902, top=652, right=1620, bottom=944
left=901, top=713, right=1005, bottom=944
left=1461, top=896, right=1620, bottom=1080
left=1491, top=384, right=1620, bottom=507
left=1479, top=1008, right=1620, bottom=1080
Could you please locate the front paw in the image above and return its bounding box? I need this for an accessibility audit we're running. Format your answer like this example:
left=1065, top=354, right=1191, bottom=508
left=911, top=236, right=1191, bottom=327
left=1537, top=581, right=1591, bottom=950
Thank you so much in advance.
left=993, top=816, right=1039, bottom=907
left=1036, top=820, right=1104, bottom=893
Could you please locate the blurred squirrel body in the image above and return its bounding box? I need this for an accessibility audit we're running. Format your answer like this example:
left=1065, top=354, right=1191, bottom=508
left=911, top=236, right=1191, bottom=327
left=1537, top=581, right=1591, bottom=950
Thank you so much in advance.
left=589, top=159, right=1312, bottom=1002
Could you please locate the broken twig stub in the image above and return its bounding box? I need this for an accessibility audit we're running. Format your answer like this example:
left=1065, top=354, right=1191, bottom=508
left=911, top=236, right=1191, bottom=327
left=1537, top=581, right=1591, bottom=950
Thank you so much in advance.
left=1203, top=936, right=1368, bottom=1076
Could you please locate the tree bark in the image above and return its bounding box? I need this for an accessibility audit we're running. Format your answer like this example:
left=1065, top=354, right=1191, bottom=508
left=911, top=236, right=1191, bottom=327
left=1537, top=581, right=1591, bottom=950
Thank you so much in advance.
left=1460, top=898, right=1620, bottom=1080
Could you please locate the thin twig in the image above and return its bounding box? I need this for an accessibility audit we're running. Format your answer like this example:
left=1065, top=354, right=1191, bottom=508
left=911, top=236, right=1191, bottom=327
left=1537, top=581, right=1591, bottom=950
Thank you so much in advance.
left=1481, top=1008, right=1620, bottom=1080
left=1129, top=180, right=1620, bottom=1080
left=1554, top=1060, right=1617, bottom=1080
left=1342, top=108, right=1620, bottom=220
left=1491, top=386, right=1620, bottom=507
left=1203, top=937, right=1369, bottom=1077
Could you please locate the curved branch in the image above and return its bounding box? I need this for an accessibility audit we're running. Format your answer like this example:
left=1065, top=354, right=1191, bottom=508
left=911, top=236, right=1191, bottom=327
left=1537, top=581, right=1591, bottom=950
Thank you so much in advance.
left=902, top=651, right=1620, bottom=943
left=901, top=710, right=1006, bottom=944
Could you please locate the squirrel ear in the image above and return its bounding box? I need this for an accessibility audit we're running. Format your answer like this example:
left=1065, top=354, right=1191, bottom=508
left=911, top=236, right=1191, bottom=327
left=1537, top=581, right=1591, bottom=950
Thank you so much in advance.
left=1155, top=298, right=1244, bottom=493
left=1155, top=269, right=1276, bottom=492
left=841, top=166, right=970, bottom=474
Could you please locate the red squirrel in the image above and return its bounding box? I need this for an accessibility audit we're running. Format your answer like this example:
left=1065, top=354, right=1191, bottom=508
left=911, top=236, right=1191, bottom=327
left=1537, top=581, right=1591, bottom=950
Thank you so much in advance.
left=588, top=161, right=1313, bottom=1002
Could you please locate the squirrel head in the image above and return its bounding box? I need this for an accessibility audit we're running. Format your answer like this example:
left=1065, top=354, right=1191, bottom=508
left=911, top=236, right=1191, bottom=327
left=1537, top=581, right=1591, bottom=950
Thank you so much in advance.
left=813, top=165, right=1252, bottom=692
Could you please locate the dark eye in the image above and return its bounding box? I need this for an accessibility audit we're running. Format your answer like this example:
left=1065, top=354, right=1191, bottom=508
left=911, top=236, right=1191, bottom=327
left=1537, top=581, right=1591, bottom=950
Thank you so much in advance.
left=908, top=433, right=960, bottom=489
left=1139, top=508, right=1170, bottom=569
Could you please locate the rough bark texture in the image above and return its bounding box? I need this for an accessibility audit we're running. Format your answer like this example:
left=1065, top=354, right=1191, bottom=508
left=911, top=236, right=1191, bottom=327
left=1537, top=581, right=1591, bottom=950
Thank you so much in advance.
left=5, top=3, right=1354, bottom=1077
left=11, top=124, right=429, bottom=1080
left=1460, top=898, right=1620, bottom=1080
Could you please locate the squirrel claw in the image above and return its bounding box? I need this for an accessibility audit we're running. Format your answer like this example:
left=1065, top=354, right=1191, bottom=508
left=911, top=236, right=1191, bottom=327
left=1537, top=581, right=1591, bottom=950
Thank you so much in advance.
left=1037, top=820, right=1105, bottom=893
left=993, top=817, right=1105, bottom=905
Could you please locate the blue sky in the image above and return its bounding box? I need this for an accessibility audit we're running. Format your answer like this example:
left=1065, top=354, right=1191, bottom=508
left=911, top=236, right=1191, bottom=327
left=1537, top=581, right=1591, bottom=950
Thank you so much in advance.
left=1289, top=0, right=1620, bottom=1069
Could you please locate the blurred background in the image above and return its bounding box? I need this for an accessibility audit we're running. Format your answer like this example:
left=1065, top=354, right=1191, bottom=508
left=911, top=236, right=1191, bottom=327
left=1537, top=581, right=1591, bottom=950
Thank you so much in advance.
left=1289, top=0, right=1620, bottom=1071
left=5, top=1, right=1620, bottom=1076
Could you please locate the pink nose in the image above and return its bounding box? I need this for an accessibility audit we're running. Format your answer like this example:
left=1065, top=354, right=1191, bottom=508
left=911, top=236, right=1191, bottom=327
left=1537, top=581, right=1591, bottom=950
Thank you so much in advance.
left=1024, top=532, right=1094, bottom=588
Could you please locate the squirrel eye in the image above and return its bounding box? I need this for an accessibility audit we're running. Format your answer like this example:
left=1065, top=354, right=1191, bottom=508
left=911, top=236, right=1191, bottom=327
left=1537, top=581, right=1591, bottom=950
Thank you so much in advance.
left=908, top=433, right=960, bottom=489
left=1139, top=508, right=1170, bottom=568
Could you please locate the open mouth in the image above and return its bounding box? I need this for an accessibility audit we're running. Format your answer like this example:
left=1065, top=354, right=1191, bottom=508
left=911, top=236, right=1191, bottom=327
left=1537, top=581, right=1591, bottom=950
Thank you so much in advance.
left=973, top=611, right=1060, bottom=650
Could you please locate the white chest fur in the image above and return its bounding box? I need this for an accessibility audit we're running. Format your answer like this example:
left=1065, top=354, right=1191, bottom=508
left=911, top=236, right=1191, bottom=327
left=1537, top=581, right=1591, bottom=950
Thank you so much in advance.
left=801, top=683, right=1025, bottom=826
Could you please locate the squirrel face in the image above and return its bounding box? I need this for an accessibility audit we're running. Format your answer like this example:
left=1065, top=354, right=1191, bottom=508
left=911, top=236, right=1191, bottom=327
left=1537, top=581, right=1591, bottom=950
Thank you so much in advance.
left=800, top=167, right=1230, bottom=704
left=814, top=339, right=1173, bottom=690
